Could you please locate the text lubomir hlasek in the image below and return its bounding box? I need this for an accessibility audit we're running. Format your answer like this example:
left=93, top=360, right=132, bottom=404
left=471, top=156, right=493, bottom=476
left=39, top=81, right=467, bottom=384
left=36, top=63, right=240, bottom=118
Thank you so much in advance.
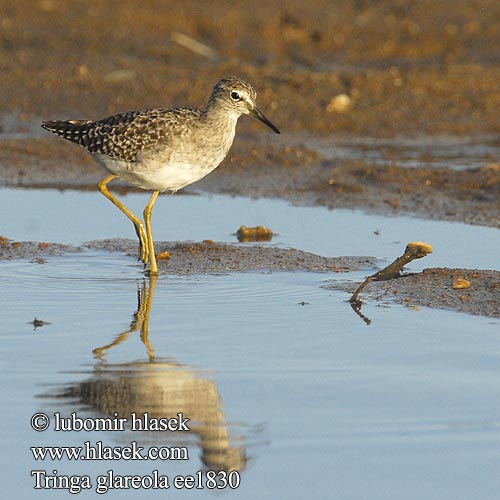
left=53, top=412, right=190, bottom=432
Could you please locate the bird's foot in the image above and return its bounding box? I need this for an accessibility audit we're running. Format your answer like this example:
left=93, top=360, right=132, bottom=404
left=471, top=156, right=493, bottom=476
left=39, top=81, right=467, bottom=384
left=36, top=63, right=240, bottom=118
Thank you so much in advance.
left=135, top=225, right=149, bottom=264
left=144, top=266, right=159, bottom=277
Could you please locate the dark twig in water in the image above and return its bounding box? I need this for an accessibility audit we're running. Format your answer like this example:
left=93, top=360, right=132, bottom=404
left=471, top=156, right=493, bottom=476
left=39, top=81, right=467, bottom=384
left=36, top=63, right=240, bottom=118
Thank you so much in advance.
left=350, top=241, right=433, bottom=305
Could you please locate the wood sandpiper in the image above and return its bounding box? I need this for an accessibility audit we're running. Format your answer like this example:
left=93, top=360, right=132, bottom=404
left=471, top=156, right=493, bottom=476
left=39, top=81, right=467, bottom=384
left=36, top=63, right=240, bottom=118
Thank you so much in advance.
left=42, top=76, right=280, bottom=274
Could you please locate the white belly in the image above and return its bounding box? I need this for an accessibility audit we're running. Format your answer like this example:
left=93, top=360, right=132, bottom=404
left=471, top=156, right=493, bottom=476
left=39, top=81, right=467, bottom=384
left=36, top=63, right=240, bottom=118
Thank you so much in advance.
left=95, top=155, right=223, bottom=192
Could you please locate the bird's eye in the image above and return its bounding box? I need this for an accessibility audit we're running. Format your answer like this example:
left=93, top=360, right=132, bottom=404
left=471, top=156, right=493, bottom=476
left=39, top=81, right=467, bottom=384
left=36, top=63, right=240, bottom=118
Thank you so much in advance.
left=230, top=91, right=241, bottom=101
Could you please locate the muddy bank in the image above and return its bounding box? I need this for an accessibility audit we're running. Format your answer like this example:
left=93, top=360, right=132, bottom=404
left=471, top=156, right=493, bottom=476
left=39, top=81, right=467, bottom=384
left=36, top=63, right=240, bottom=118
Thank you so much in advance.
left=2, top=134, right=499, bottom=228
left=327, top=267, right=500, bottom=319
left=0, top=236, right=377, bottom=274
left=201, top=139, right=500, bottom=228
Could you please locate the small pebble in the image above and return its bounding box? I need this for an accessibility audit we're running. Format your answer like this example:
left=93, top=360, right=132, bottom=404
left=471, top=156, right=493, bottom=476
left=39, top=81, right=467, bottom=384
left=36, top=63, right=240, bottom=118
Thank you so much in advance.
left=326, top=94, right=351, bottom=113
left=236, top=225, right=273, bottom=242
left=452, top=277, right=471, bottom=290
left=156, top=251, right=171, bottom=260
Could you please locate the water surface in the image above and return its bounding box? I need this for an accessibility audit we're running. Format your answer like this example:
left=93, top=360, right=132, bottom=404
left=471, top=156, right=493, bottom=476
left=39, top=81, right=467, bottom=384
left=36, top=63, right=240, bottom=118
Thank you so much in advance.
left=1, top=189, right=499, bottom=500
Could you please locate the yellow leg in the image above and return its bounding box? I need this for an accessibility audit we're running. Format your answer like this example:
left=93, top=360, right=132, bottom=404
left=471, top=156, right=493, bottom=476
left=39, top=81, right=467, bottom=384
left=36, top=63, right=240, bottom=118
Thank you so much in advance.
left=143, top=190, right=160, bottom=275
left=97, top=175, right=149, bottom=265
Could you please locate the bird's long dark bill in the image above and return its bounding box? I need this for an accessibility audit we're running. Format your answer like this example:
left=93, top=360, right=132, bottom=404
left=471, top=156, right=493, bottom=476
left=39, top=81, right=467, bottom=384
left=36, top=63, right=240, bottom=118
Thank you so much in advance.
left=250, top=107, right=280, bottom=134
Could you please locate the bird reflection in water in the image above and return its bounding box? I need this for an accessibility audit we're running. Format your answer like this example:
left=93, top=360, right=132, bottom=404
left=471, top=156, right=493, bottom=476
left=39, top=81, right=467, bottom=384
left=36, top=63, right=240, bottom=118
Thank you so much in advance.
left=56, top=276, right=248, bottom=472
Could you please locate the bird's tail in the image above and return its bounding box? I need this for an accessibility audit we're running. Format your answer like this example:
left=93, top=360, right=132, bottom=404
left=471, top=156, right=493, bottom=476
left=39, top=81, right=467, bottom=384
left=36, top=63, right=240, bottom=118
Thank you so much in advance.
left=41, top=119, right=94, bottom=146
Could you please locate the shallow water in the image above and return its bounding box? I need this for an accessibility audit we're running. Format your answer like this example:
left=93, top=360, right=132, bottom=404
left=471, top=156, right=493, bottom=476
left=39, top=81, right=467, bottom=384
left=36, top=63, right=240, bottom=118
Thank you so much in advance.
left=1, top=189, right=500, bottom=499
left=1, top=188, right=499, bottom=270
left=306, top=135, right=500, bottom=170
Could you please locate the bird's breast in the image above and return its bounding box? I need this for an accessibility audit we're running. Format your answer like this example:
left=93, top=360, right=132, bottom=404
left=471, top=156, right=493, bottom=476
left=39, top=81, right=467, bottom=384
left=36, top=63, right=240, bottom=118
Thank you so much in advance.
left=93, top=118, right=237, bottom=192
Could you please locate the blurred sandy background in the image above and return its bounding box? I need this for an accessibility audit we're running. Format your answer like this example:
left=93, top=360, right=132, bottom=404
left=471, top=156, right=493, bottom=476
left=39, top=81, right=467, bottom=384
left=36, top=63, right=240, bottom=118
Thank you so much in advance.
left=1, top=0, right=499, bottom=136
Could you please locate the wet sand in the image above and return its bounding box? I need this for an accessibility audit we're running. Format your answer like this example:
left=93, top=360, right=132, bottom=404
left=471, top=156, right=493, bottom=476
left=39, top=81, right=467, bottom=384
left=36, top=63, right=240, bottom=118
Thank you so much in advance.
left=1, top=0, right=499, bottom=317
left=0, top=237, right=377, bottom=274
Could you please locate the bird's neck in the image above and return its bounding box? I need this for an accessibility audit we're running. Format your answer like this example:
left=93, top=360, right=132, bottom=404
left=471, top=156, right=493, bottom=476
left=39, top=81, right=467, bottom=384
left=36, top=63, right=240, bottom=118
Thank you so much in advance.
left=200, top=106, right=239, bottom=144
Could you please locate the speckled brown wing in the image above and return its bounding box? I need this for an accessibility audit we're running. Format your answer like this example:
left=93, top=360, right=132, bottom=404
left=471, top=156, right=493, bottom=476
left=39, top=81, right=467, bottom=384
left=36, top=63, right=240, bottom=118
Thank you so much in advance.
left=42, top=108, right=203, bottom=163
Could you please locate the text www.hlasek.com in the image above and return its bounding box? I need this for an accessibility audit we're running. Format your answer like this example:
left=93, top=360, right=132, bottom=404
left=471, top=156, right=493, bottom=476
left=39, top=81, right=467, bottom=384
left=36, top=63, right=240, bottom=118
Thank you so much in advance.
left=32, top=441, right=187, bottom=461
